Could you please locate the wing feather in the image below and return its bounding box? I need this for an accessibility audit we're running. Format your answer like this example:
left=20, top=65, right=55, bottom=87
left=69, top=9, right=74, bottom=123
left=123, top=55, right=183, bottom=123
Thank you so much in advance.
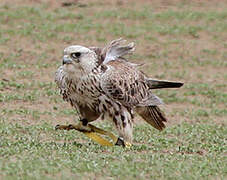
left=89, top=39, right=142, bottom=67
left=103, top=38, right=135, bottom=64
left=100, top=61, right=162, bottom=107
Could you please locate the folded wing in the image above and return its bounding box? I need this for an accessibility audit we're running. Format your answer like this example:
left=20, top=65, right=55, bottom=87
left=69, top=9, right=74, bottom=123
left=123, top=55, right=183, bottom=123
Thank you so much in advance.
left=100, top=61, right=163, bottom=107
left=100, top=60, right=183, bottom=131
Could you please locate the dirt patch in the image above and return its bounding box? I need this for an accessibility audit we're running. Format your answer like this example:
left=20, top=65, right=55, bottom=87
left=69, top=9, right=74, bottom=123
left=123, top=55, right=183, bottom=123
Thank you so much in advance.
left=0, top=0, right=226, bottom=131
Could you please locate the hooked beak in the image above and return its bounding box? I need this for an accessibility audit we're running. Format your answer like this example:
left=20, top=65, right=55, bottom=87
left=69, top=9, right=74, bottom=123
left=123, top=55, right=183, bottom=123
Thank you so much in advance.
left=62, top=55, right=73, bottom=65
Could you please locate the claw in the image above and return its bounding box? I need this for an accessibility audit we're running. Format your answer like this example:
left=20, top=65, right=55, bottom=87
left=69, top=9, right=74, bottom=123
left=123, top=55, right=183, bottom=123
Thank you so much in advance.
left=55, top=124, right=60, bottom=130
left=115, top=137, right=125, bottom=146
left=115, top=137, right=132, bottom=148
left=124, top=142, right=132, bottom=148
left=68, top=124, right=74, bottom=129
left=55, top=124, right=69, bottom=130
left=54, top=124, right=78, bottom=131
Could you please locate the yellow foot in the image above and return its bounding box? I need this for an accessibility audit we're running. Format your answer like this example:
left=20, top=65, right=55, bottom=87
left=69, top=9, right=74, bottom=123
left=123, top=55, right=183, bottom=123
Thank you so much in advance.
left=55, top=123, right=131, bottom=148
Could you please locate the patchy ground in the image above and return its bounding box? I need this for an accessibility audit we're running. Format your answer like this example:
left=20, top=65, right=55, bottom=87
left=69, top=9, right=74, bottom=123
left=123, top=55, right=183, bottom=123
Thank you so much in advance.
left=0, top=0, right=226, bottom=179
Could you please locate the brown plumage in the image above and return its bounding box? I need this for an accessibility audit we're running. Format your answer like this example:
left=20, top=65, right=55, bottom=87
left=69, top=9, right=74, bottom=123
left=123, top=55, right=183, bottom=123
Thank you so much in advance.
left=55, top=38, right=183, bottom=143
left=136, top=106, right=166, bottom=131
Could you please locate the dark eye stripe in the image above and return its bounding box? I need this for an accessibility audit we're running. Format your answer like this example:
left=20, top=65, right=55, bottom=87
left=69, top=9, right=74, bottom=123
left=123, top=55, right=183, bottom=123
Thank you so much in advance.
left=71, top=52, right=81, bottom=58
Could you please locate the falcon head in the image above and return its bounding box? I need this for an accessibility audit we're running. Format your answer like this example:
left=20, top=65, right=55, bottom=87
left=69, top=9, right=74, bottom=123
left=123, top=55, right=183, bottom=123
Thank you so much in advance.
left=62, top=45, right=98, bottom=74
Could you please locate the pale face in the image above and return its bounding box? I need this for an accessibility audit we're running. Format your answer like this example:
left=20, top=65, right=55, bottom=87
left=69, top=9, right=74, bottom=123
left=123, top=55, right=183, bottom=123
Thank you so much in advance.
left=62, top=45, right=98, bottom=75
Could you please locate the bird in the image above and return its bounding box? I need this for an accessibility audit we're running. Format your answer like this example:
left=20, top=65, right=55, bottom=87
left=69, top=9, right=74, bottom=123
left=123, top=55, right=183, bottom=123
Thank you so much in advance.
left=55, top=38, right=183, bottom=146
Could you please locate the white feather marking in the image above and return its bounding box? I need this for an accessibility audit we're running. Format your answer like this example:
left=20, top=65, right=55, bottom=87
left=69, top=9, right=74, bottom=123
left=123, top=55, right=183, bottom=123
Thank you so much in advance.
left=103, top=39, right=135, bottom=64
left=138, top=93, right=163, bottom=106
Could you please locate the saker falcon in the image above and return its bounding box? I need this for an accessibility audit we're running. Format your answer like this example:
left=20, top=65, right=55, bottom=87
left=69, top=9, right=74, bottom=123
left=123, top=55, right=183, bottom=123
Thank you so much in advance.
left=55, top=39, right=183, bottom=147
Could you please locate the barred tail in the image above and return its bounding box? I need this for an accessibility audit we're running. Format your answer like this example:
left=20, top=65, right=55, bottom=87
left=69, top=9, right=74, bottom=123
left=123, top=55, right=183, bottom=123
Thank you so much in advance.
left=136, top=106, right=167, bottom=131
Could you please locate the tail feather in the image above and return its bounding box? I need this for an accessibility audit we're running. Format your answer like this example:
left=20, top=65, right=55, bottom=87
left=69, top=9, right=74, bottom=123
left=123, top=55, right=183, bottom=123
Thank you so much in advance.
left=147, top=79, right=183, bottom=89
left=136, top=106, right=167, bottom=131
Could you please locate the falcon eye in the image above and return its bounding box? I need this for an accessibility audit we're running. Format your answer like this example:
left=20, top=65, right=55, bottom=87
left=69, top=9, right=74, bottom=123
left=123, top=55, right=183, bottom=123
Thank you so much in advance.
left=71, top=52, right=81, bottom=59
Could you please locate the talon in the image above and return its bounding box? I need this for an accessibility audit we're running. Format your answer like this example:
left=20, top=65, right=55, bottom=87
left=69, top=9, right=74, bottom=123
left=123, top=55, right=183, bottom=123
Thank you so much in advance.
left=68, top=124, right=74, bottom=129
left=80, top=118, right=88, bottom=126
left=115, top=137, right=125, bottom=147
left=115, top=137, right=132, bottom=148
left=55, top=124, right=73, bottom=131
left=55, top=124, right=61, bottom=130
left=124, top=142, right=132, bottom=148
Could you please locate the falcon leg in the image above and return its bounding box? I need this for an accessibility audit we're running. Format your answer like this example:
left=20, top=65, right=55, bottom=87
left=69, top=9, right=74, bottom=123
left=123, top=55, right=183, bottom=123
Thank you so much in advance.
left=113, top=111, right=133, bottom=148
left=55, top=118, right=97, bottom=132
left=85, top=123, right=131, bottom=147
left=55, top=122, right=92, bottom=132
left=55, top=119, right=131, bottom=147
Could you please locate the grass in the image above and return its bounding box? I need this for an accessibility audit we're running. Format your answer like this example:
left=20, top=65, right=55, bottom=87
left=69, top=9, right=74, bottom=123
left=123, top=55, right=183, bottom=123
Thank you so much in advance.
left=0, top=0, right=226, bottom=179
left=0, top=121, right=226, bottom=179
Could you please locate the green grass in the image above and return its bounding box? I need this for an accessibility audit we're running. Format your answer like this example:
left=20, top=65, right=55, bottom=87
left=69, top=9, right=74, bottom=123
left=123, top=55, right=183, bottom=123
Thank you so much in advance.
left=0, top=0, right=226, bottom=179
left=0, top=121, right=226, bottom=179
left=0, top=4, right=227, bottom=43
